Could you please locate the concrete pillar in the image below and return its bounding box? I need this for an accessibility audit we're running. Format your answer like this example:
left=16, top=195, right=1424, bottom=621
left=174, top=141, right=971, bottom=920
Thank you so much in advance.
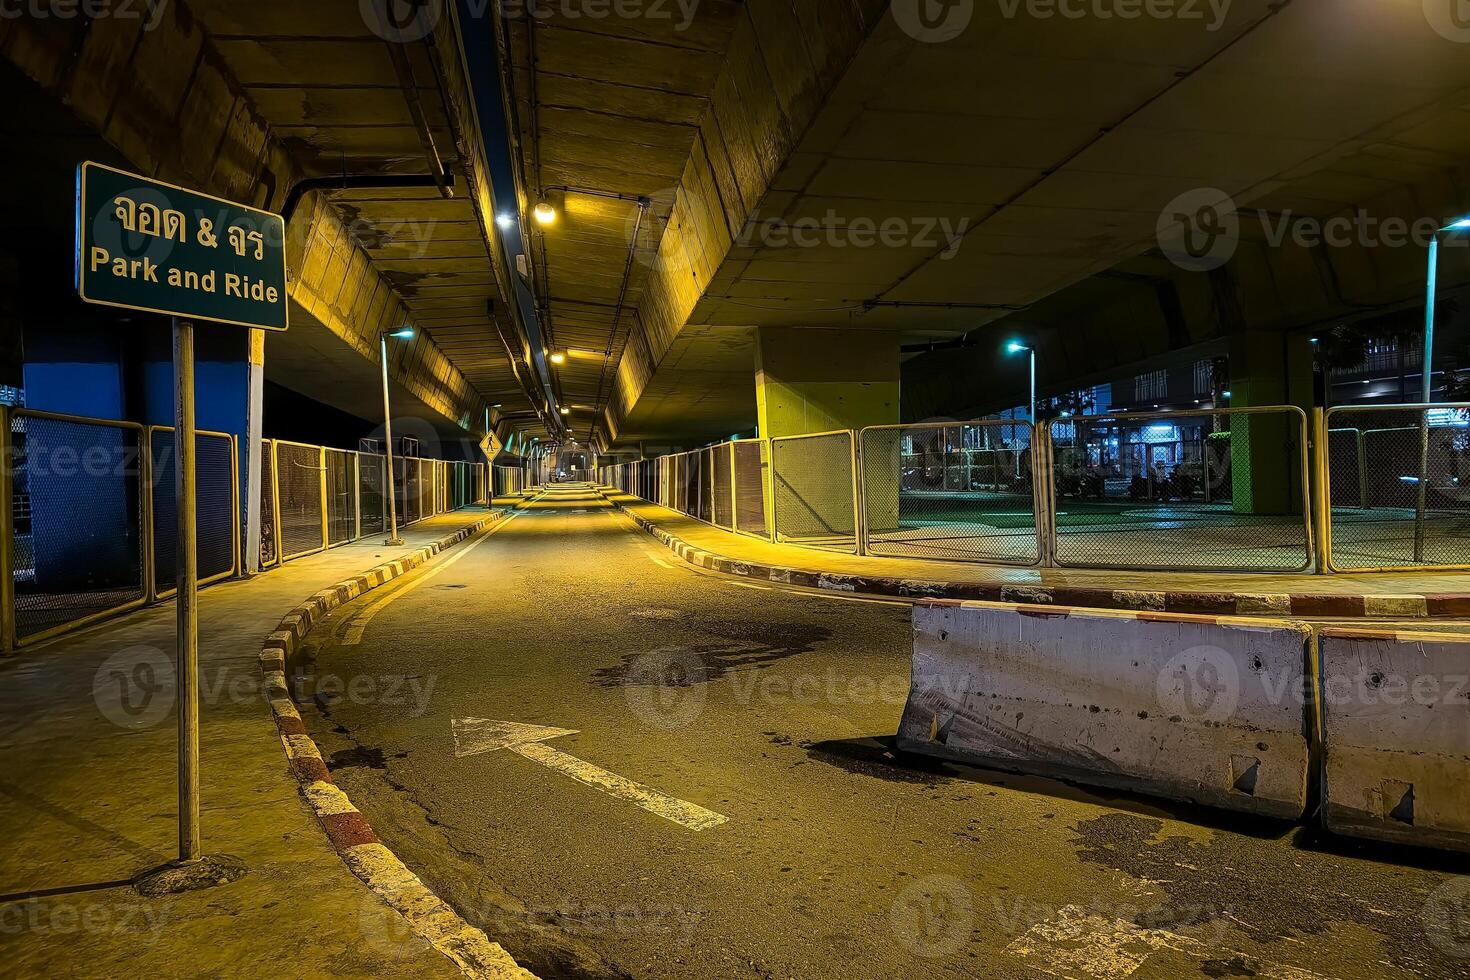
left=755, top=328, right=900, bottom=439
left=1228, top=331, right=1314, bottom=516
left=755, top=328, right=900, bottom=542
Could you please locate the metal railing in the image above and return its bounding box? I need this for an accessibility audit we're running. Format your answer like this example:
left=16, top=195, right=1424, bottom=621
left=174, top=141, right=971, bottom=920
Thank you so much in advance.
left=597, top=403, right=1460, bottom=577
left=1047, top=407, right=1314, bottom=573
left=0, top=405, right=490, bottom=650
left=263, top=443, right=487, bottom=567
left=150, top=426, right=241, bottom=599
left=493, top=465, right=527, bottom=498
left=1322, top=403, right=1470, bottom=572
left=5, top=410, right=150, bottom=645
left=860, top=421, right=1039, bottom=565
left=771, top=430, right=859, bottom=554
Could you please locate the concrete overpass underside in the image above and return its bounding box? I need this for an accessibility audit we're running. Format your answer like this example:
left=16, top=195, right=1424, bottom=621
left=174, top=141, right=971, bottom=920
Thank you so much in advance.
left=2, top=0, right=555, bottom=446
left=510, top=0, right=1470, bottom=447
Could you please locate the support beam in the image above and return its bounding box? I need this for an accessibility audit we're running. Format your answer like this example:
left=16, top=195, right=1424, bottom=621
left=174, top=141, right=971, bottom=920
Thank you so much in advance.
left=1228, top=331, right=1314, bottom=516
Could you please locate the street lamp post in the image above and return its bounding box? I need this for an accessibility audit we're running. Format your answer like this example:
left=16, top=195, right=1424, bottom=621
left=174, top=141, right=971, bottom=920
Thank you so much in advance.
left=1414, top=218, right=1470, bottom=562
left=380, top=327, right=415, bottom=546
left=1007, top=341, right=1036, bottom=422
left=1422, top=219, right=1470, bottom=404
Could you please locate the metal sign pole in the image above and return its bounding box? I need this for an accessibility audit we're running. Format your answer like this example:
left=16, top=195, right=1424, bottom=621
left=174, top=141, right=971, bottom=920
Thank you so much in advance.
left=173, top=317, right=201, bottom=863
left=74, top=163, right=279, bottom=888
left=1413, top=235, right=1440, bottom=563
left=381, top=335, right=403, bottom=546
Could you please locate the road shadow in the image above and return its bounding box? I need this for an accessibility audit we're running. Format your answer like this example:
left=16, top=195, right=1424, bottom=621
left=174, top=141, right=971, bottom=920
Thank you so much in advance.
left=806, top=736, right=1470, bottom=871
left=802, top=736, right=1295, bottom=840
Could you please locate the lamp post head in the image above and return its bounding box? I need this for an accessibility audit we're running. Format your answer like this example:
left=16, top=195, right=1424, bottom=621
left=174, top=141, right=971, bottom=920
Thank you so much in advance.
left=1444, top=218, right=1470, bottom=232
left=385, top=327, right=415, bottom=340
left=1006, top=341, right=1030, bottom=354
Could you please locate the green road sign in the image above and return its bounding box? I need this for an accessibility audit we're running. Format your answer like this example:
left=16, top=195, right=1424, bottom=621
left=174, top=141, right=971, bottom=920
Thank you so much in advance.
left=76, top=162, right=288, bottom=331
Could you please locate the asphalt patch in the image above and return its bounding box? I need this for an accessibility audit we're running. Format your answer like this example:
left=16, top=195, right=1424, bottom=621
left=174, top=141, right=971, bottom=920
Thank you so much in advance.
left=591, top=619, right=832, bottom=689
left=1071, top=811, right=1468, bottom=977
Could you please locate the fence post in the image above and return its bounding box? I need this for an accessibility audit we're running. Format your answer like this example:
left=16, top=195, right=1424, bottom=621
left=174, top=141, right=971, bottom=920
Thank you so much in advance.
left=352, top=454, right=362, bottom=541
left=1032, top=421, right=1055, bottom=567
left=852, top=430, right=866, bottom=556
left=0, top=406, right=14, bottom=653
left=269, top=441, right=282, bottom=566
left=318, top=447, right=329, bottom=551
left=1355, top=429, right=1368, bottom=511
left=1310, top=408, right=1332, bottom=574
left=230, top=435, right=242, bottom=576
left=729, top=442, right=738, bottom=532
left=142, top=427, right=157, bottom=601
left=767, top=441, right=780, bottom=544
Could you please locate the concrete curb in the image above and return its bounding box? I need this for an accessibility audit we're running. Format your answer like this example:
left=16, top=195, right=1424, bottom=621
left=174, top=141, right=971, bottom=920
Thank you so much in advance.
left=257, top=510, right=537, bottom=980
left=603, top=494, right=1467, bottom=620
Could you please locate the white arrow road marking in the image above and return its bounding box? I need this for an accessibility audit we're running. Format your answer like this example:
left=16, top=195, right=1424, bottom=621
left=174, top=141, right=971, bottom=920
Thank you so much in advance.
left=342, top=513, right=522, bottom=646
left=1006, top=907, right=1331, bottom=980
left=451, top=719, right=729, bottom=832
left=452, top=719, right=579, bottom=755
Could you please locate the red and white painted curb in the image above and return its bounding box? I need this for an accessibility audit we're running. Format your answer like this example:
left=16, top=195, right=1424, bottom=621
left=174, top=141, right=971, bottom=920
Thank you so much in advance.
left=258, top=512, right=537, bottom=980
left=602, top=493, right=1465, bottom=620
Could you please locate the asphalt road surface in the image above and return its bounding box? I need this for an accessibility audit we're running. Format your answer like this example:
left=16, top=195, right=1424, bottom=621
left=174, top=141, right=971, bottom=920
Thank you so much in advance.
left=299, top=487, right=1470, bottom=980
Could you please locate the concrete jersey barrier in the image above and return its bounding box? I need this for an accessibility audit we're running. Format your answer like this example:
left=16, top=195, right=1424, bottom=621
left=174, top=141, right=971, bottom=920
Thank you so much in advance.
left=1318, top=627, right=1470, bottom=852
left=897, top=600, right=1315, bottom=820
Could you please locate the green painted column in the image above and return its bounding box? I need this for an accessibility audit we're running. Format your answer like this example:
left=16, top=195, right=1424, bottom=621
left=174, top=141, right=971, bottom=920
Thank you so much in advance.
left=1227, top=331, right=1314, bottom=516
left=755, top=328, right=900, bottom=542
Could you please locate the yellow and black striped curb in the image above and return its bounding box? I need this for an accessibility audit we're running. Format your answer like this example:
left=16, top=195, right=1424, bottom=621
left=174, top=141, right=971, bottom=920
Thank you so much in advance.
left=257, top=512, right=537, bottom=980
left=601, top=493, right=1466, bottom=620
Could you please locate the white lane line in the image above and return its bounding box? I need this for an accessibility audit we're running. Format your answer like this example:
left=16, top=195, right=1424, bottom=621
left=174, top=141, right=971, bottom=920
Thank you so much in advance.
left=513, top=742, right=729, bottom=832
left=1006, top=908, right=1332, bottom=980
left=452, top=718, right=728, bottom=832
left=341, top=513, right=522, bottom=646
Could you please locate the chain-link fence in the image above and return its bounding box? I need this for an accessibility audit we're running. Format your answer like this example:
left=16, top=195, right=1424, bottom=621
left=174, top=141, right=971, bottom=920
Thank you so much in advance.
left=260, top=438, right=280, bottom=569
left=709, top=444, right=733, bottom=529
left=275, top=441, right=326, bottom=561
left=1325, top=404, right=1470, bottom=570
left=8, top=411, right=148, bottom=643
left=0, top=406, right=489, bottom=649
left=1048, top=407, right=1313, bottom=572
left=861, top=421, right=1038, bottom=564
left=403, top=457, right=420, bottom=525
left=696, top=449, right=713, bottom=523
left=595, top=404, right=1470, bottom=577
left=325, top=449, right=357, bottom=547
left=732, top=441, right=768, bottom=538
left=417, top=459, right=435, bottom=522
left=151, top=427, right=239, bottom=598
left=771, top=431, right=858, bottom=553
left=359, top=453, right=387, bottom=538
